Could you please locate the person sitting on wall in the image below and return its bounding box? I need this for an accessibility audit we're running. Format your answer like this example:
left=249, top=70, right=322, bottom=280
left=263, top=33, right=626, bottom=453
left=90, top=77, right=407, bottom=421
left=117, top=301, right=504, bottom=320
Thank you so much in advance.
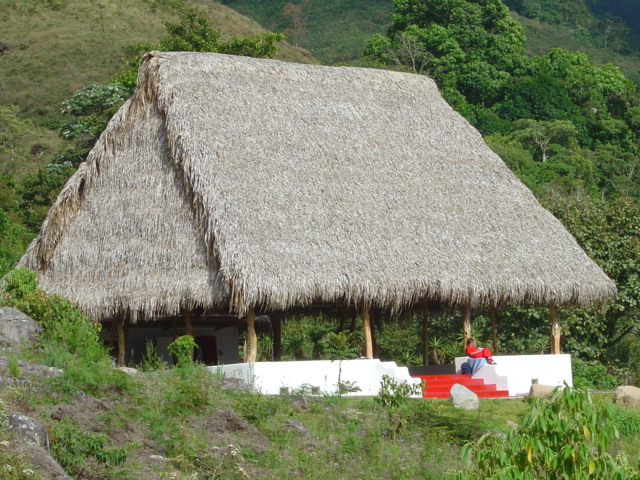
left=465, top=338, right=497, bottom=365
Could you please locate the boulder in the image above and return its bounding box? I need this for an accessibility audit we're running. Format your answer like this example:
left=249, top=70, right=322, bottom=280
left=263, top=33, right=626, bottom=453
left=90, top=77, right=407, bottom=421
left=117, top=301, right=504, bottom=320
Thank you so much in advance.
left=7, top=412, right=49, bottom=449
left=449, top=383, right=479, bottom=410
left=283, top=419, right=310, bottom=438
left=0, top=307, right=39, bottom=353
left=529, top=384, right=557, bottom=398
left=14, top=443, right=72, bottom=480
left=615, top=385, right=640, bottom=409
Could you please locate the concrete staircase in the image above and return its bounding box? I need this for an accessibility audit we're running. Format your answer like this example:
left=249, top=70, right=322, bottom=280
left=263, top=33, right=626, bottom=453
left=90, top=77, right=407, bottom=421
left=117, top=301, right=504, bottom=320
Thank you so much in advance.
left=413, top=373, right=510, bottom=399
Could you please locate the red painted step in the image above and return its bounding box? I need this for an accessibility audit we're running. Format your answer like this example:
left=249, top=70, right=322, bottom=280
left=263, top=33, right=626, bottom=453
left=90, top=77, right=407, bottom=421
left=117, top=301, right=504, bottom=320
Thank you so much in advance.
left=413, top=374, right=510, bottom=399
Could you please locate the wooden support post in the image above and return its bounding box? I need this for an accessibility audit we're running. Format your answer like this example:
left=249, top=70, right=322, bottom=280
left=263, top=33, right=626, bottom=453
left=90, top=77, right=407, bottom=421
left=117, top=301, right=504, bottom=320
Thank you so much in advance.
left=272, top=313, right=282, bottom=361
left=245, top=307, right=258, bottom=363
left=550, top=302, right=561, bottom=354
left=116, top=315, right=126, bottom=367
left=462, top=303, right=471, bottom=348
left=370, top=309, right=379, bottom=359
left=184, top=310, right=194, bottom=361
left=488, top=305, right=498, bottom=354
left=421, top=300, right=430, bottom=366
left=184, top=310, right=193, bottom=338
left=361, top=303, right=374, bottom=359
left=108, top=319, right=116, bottom=351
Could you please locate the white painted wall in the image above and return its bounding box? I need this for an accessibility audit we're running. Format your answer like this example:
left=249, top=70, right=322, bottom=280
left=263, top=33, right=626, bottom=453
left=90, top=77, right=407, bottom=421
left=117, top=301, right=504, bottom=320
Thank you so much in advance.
left=214, top=359, right=422, bottom=396
left=454, top=354, right=573, bottom=397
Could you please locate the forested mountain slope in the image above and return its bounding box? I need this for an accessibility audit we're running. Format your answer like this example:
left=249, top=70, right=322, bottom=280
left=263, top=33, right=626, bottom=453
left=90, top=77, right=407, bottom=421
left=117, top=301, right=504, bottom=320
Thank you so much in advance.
left=221, top=0, right=640, bottom=83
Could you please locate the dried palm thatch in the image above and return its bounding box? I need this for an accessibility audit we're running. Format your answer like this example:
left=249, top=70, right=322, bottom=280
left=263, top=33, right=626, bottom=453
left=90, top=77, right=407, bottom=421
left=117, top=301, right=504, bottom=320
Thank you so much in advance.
left=20, top=52, right=616, bottom=321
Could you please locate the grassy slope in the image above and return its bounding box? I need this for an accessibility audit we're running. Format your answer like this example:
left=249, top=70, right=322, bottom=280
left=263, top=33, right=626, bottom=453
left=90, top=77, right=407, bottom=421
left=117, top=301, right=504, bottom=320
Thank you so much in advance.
left=0, top=0, right=312, bottom=127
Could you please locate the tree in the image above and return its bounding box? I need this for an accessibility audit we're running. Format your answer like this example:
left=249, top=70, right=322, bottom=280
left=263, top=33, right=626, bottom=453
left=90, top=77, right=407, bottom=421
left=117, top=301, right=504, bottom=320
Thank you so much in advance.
left=0, top=105, right=37, bottom=165
left=594, top=13, right=630, bottom=51
left=513, top=119, right=578, bottom=162
left=386, top=29, right=434, bottom=75
left=366, top=0, right=527, bottom=108
left=545, top=193, right=640, bottom=362
left=282, top=3, right=306, bottom=47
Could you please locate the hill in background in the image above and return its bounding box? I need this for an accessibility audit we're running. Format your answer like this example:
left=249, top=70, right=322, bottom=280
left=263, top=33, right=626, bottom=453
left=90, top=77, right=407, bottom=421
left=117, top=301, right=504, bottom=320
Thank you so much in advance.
left=220, top=0, right=393, bottom=64
left=0, top=0, right=312, bottom=128
left=220, top=0, right=640, bottom=84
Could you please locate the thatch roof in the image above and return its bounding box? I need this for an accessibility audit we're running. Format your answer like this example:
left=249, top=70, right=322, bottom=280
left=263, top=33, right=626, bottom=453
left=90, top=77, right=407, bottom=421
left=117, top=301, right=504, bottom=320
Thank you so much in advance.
left=20, top=51, right=616, bottom=321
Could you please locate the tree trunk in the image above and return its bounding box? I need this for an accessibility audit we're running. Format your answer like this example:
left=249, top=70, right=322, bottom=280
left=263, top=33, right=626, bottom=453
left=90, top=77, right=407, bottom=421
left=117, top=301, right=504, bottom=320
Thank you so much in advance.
left=462, top=303, right=471, bottom=348
left=117, top=315, right=126, bottom=367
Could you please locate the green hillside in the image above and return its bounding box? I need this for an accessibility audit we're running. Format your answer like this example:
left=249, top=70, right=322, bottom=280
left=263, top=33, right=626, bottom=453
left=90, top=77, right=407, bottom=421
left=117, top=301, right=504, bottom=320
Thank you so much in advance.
left=0, top=0, right=312, bottom=127
left=515, top=12, right=640, bottom=84
left=220, top=0, right=393, bottom=64
left=218, top=0, right=640, bottom=83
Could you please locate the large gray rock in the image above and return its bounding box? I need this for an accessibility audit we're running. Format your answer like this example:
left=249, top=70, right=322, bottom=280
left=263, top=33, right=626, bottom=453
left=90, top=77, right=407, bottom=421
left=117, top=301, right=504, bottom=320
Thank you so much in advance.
left=0, top=307, right=39, bottom=353
left=449, top=383, right=479, bottom=410
left=14, top=443, right=72, bottom=480
left=7, top=412, right=49, bottom=449
left=529, top=384, right=557, bottom=399
left=615, top=385, right=640, bottom=409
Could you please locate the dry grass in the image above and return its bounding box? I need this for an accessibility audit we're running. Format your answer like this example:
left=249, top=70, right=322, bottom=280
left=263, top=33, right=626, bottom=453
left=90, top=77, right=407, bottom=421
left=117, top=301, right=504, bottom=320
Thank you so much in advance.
left=21, top=52, right=616, bottom=321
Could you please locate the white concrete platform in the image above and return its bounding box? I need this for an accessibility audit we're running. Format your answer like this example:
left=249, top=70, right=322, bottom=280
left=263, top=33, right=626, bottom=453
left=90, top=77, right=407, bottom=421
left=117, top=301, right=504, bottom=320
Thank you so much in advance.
left=213, top=359, right=422, bottom=396
left=454, top=354, right=573, bottom=397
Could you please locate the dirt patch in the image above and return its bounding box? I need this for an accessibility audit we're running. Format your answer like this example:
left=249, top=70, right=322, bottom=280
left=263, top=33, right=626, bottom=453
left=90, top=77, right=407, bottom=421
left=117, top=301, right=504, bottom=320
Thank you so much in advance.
left=194, top=407, right=269, bottom=454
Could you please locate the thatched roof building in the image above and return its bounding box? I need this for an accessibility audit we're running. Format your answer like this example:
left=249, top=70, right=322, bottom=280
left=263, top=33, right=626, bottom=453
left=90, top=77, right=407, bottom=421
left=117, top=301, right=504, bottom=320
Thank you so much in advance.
left=20, top=52, right=616, bottom=325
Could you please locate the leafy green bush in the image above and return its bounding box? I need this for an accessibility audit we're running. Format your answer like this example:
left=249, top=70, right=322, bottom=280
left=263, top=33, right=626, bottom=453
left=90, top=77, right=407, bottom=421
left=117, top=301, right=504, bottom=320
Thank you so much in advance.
left=447, top=388, right=639, bottom=479
left=162, top=364, right=215, bottom=416
left=168, top=335, right=197, bottom=368
left=573, top=357, right=619, bottom=390
left=321, top=331, right=360, bottom=360
left=375, top=374, right=423, bottom=441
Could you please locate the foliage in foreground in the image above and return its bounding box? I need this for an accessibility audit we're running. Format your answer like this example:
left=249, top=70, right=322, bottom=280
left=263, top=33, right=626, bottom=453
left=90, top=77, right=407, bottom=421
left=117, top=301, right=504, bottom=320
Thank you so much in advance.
left=447, top=387, right=640, bottom=479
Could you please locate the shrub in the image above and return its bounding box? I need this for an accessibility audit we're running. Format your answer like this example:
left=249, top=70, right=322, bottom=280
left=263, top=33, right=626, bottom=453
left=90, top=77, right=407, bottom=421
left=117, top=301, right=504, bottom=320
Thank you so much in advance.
left=572, top=357, right=619, bottom=390
left=162, top=364, right=215, bottom=416
left=1, top=268, right=130, bottom=396
left=321, top=331, right=360, bottom=360
left=168, top=335, right=197, bottom=368
left=139, top=338, right=167, bottom=371
left=447, top=388, right=640, bottom=479
left=375, top=374, right=423, bottom=441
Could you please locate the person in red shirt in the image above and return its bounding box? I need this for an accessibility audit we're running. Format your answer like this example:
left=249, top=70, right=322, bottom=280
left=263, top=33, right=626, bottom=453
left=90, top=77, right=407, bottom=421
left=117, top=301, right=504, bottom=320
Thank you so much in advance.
left=465, top=338, right=497, bottom=365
